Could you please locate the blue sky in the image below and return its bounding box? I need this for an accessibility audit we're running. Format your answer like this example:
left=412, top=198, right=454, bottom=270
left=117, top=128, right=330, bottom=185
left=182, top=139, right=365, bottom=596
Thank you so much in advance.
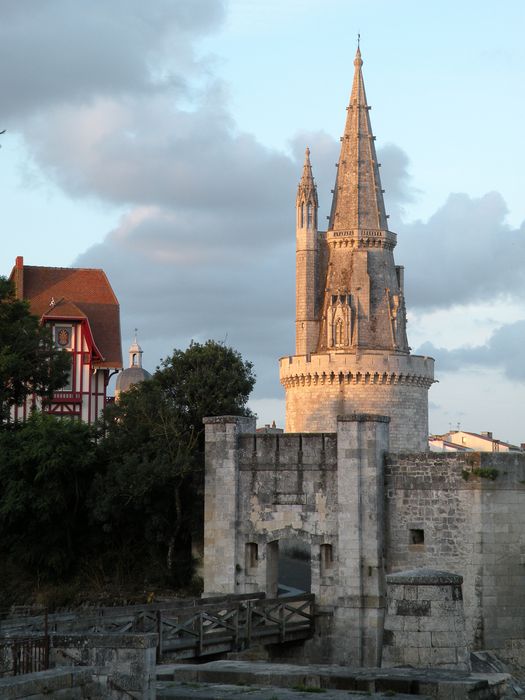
left=1, top=1, right=524, bottom=442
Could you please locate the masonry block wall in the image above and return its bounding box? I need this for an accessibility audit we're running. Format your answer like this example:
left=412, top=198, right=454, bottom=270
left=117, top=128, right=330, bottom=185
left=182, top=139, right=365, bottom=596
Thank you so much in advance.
left=385, top=451, right=525, bottom=654
left=204, top=417, right=525, bottom=666
left=280, top=353, right=433, bottom=452
left=203, top=414, right=389, bottom=666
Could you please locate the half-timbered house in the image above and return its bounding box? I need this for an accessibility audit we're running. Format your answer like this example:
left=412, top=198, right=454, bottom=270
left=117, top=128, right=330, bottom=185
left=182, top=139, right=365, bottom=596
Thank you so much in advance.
left=9, top=256, right=122, bottom=423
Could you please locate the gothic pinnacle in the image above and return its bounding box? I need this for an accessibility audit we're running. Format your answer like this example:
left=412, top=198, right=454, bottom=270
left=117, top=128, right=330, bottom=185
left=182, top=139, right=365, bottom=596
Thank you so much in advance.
left=296, top=146, right=318, bottom=208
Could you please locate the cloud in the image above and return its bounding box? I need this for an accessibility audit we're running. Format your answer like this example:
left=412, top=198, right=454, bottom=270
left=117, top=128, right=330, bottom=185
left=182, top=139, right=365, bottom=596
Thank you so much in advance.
left=398, top=192, right=525, bottom=311
left=3, top=3, right=525, bottom=402
left=417, top=319, right=525, bottom=383
left=0, top=0, right=223, bottom=120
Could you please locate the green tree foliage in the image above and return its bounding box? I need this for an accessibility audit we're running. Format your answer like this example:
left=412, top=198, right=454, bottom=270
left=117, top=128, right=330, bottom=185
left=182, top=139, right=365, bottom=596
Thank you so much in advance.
left=156, top=340, right=256, bottom=438
left=0, top=277, right=70, bottom=422
left=92, top=341, right=256, bottom=586
left=0, top=413, right=98, bottom=578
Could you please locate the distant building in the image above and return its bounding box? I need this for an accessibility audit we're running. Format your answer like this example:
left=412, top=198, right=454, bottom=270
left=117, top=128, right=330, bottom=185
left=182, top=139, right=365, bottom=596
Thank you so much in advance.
left=115, top=333, right=152, bottom=401
left=428, top=436, right=473, bottom=452
left=9, top=256, right=122, bottom=423
left=256, top=421, right=284, bottom=435
left=430, top=430, right=523, bottom=453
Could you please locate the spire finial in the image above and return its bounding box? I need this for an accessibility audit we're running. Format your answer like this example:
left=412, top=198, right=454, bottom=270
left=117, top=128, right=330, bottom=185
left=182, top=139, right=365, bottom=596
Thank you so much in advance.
left=354, top=38, right=363, bottom=68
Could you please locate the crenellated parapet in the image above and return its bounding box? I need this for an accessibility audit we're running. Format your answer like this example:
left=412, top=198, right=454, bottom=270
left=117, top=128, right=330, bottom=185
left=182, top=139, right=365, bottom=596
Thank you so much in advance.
left=280, top=352, right=434, bottom=389
left=281, top=351, right=434, bottom=451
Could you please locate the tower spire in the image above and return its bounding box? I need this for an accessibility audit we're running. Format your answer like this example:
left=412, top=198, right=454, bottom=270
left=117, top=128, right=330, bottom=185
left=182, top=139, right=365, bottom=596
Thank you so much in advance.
left=328, top=47, right=388, bottom=232
left=296, top=146, right=318, bottom=230
left=296, top=147, right=318, bottom=209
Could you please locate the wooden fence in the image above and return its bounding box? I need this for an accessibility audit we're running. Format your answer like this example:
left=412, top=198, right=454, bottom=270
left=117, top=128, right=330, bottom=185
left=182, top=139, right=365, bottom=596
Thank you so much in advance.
left=0, top=592, right=315, bottom=664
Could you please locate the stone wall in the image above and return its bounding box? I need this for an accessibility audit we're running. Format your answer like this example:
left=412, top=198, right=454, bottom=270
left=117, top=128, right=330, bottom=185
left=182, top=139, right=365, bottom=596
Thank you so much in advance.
left=51, top=633, right=157, bottom=699
left=203, top=414, right=390, bottom=666
left=0, top=667, right=103, bottom=699
left=385, top=451, right=525, bottom=654
left=203, top=415, right=525, bottom=666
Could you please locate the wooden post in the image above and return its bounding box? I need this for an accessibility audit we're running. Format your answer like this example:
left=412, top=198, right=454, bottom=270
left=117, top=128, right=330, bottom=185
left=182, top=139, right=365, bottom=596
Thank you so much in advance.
left=156, top=610, right=163, bottom=663
left=198, top=612, right=204, bottom=655
left=247, top=600, right=252, bottom=650
left=44, top=608, right=50, bottom=670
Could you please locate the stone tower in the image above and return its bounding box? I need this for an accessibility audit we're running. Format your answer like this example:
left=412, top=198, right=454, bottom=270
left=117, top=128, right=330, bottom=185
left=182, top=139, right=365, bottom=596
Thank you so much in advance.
left=280, top=47, right=435, bottom=451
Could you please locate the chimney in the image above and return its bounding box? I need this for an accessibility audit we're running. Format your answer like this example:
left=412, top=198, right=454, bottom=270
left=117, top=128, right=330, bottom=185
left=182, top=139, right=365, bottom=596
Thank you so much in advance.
left=14, top=256, right=24, bottom=299
left=480, top=431, right=493, bottom=440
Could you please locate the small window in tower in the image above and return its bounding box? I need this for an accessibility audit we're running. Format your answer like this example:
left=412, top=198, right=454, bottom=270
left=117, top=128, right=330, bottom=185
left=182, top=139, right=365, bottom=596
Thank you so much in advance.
left=245, top=542, right=258, bottom=575
left=307, top=204, right=313, bottom=228
left=409, top=529, right=425, bottom=545
left=300, top=204, right=304, bottom=228
left=132, top=353, right=138, bottom=366
left=320, top=544, right=333, bottom=576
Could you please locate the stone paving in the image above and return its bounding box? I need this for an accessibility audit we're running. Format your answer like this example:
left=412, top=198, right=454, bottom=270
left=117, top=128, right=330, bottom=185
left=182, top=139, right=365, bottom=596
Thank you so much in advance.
left=156, top=681, right=431, bottom=699
left=156, top=660, right=509, bottom=699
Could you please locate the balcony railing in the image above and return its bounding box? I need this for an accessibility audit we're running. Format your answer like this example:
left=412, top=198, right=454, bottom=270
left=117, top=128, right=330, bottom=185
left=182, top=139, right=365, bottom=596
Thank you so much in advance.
left=48, top=391, right=82, bottom=403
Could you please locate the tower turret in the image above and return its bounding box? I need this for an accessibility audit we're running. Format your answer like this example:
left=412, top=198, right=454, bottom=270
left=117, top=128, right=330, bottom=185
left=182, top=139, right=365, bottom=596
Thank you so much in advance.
left=295, top=148, right=320, bottom=355
left=115, top=330, right=152, bottom=401
left=280, top=47, right=434, bottom=451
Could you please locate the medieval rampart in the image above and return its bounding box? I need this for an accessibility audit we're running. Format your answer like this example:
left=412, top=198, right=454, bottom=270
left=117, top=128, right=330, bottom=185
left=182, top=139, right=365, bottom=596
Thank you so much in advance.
left=385, top=451, right=525, bottom=655
left=279, top=352, right=434, bottom=451
left=203, top=416, right=525, bottom=665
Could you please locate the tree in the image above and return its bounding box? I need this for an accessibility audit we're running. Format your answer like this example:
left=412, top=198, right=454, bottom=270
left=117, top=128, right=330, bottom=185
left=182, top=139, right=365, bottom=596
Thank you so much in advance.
left=92, top=341, right=256, bottom=585
left=0, top=413, right=98, bottom=578
left=156, top=340, right=256, bottom=438
left=0, top=277, right=70, bottom=422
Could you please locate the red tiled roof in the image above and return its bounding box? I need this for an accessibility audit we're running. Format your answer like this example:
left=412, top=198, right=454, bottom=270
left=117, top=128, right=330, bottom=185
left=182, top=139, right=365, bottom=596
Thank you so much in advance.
left=9, top=263, right=122, bottom=369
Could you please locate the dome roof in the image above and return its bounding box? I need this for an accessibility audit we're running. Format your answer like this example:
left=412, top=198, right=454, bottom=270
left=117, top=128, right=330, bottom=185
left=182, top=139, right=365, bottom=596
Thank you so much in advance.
left=115, top=366, right=152, bottom=394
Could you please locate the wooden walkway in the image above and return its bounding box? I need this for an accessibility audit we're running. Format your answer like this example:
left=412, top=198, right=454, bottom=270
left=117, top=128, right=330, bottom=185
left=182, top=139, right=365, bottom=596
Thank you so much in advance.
left=0, top=593, right=315, bottom=662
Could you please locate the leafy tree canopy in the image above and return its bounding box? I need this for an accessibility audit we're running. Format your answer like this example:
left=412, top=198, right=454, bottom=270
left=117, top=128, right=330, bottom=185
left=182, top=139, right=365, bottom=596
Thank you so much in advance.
left=92, top=340, right=256, bottom=584
left=156, top=339, right=256, bottom=434
left=0, top=413, right=98, bottom=578
left=0, top=277, right=70, bottom=422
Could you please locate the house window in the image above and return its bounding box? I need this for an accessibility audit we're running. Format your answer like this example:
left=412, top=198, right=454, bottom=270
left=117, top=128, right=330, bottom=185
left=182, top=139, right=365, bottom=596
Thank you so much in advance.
left=60, top=355, right=74, bottom=391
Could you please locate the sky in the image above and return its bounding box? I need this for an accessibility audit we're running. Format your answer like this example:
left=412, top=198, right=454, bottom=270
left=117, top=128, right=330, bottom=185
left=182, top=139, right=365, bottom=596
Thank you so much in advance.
left=1, top=0, right=524, bottom=442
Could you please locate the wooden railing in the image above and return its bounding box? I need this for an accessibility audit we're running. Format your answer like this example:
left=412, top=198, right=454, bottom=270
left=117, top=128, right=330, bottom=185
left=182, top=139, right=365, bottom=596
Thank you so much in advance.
left=151, top=593, right=315, bottom=659
left=0, top=593, right=315, bottom=662
left=0, top=636, right=50, bottom=677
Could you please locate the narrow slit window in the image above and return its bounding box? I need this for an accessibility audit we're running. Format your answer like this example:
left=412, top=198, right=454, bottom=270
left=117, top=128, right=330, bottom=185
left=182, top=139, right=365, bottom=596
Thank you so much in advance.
left=245, top=542, right=258, bottom=574
left=320, top=543, right=333, bottom=576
